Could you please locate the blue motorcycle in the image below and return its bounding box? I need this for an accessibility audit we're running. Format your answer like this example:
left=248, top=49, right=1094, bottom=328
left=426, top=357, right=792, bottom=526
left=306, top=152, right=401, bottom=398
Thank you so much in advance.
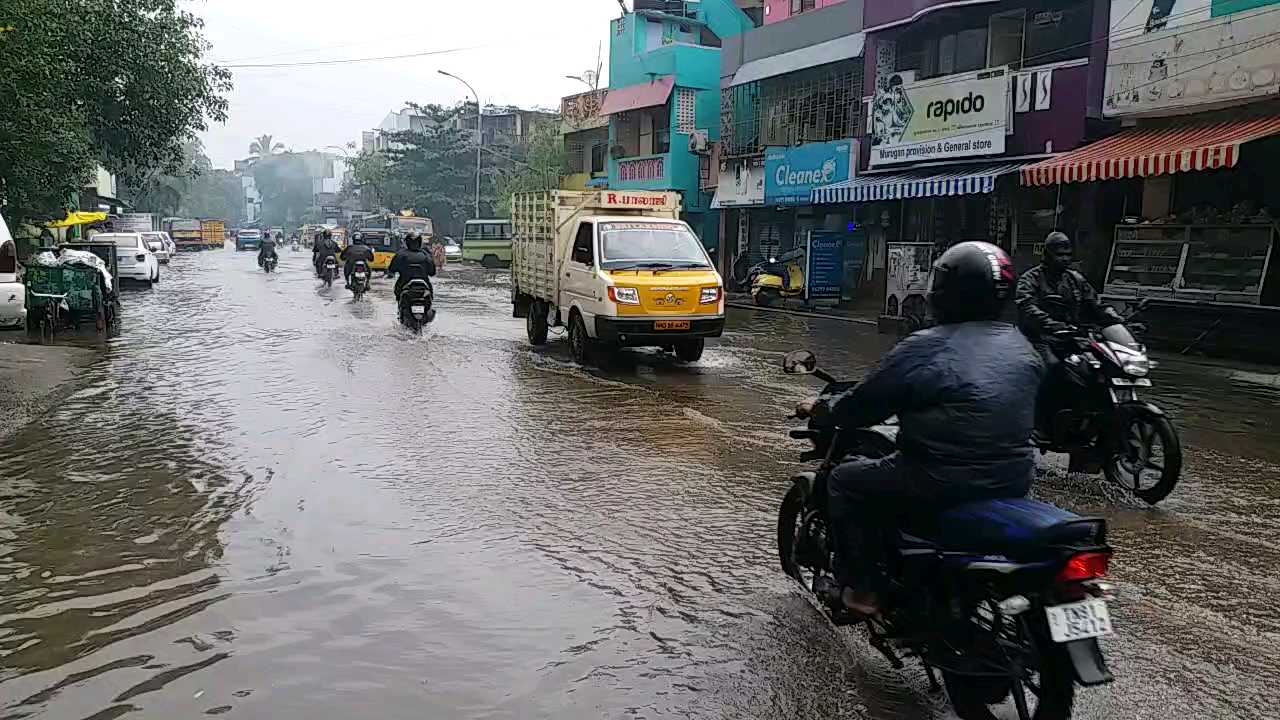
left=776, top=349, right=1115, bottom=720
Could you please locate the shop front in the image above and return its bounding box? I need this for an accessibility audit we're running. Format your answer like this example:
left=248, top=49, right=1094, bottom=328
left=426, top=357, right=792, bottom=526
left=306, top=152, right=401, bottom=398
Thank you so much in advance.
left=1020, top=114, right=1280, bottom=360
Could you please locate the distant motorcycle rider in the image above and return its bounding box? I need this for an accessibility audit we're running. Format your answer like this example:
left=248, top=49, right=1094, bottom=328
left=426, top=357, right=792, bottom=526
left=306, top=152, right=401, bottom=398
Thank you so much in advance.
left=1016, top=231, right=1123, bottom=436
left=313, top=230, right=340, bottom=277
left=342, top=234, right=376, bottom=288
left=796, top=242, right=1044, bottom=617
left=257, top=232, right=278, bottom=269
left=385, top=233, right=436, bottom=300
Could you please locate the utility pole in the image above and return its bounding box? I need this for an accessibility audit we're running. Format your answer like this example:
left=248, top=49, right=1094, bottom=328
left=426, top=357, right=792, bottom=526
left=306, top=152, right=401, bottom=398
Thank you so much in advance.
left=439, top=70, right=482, bottom=219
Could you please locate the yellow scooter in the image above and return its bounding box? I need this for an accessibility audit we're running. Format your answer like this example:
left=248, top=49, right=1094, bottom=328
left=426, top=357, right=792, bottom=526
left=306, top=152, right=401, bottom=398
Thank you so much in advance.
left=748, top=256, right=805, bottom=307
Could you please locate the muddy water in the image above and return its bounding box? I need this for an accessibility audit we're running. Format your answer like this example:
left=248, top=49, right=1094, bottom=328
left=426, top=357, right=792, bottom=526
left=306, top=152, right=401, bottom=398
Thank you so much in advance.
left=1, top=250, right=1278, bottom=719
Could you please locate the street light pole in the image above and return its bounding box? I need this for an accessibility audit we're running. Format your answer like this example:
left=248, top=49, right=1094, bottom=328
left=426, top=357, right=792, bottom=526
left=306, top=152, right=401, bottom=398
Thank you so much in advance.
left=439, top=70, right=482, bottom=219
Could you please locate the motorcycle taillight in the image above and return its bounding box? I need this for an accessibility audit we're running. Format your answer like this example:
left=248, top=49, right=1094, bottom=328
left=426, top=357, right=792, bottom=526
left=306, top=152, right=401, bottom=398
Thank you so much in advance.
left=1056, top=551, right=1111, bottom=583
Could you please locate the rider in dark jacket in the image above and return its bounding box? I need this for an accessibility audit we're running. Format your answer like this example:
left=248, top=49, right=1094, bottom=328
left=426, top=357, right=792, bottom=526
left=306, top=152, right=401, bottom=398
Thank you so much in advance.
left=385, top=233, right=436, bottom=300
left=798, top=242, right=1044, bottom=616
left=1015, top=231, right=1122, bottom=435
left=257, top=235, right=278, bottom=268
left=313, top=231, right=340, bottom=277
left=342, top=235, right=376, bottom=287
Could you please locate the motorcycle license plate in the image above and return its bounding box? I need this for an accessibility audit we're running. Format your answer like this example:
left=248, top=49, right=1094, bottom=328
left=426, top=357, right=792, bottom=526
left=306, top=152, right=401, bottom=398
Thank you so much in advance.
left=1045, top=598, right=1113, bottom=643
left=355, top=272, right=367, bottom=279
left=411, top=305, right=426, bottom=313
left=1110, top=378, right=1151, bottom=387
left=655, top=320, right=690, bottom=330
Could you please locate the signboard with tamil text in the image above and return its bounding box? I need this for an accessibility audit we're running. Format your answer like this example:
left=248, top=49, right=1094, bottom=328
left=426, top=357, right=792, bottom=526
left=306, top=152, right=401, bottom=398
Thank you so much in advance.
left=870, top=68, right=1009, bottom=167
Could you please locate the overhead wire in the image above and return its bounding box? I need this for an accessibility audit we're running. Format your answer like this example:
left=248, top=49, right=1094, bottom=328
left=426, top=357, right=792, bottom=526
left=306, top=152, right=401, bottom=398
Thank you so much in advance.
left=220, top=45, right=479, bottom=69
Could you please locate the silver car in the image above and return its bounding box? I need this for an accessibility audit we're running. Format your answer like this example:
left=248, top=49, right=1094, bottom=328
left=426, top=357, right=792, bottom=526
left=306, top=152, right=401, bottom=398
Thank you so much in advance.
left=142, top=231, right=171, bottom=263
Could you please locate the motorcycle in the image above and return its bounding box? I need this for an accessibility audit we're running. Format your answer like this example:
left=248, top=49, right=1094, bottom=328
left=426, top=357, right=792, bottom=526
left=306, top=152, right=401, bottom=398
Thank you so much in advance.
left=398, top=278, right=435, bottom=334
left=747, top=253, right=805, bottom=307
left=321, top=256, right=338, bottom=288
left=261, top=254, right=278, bottom=273
left=777, top=349, right=1115, bottom=720
left=1035, top=297, right=1181, bottom=504
left=349, top=260, right=370, bottom=301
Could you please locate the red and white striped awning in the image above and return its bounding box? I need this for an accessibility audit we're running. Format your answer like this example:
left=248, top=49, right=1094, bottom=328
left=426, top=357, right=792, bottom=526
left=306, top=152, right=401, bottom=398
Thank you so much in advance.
left=1020, top=116, right=1280, bottom=186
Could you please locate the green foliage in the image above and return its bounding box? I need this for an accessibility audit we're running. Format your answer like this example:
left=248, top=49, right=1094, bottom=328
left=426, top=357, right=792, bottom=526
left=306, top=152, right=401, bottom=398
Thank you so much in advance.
left=493, top=122, right=565, bottom=217
left=0, top=0, right=230, bottom=226
left=252, top=154, right=315, bottom=228
left=249, top=134, right=285, bottom=157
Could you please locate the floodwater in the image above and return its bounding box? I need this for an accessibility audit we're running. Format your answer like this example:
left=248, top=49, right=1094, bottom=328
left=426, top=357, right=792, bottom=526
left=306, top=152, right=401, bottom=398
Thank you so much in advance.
left=1, top=249, right=1278, bottom=719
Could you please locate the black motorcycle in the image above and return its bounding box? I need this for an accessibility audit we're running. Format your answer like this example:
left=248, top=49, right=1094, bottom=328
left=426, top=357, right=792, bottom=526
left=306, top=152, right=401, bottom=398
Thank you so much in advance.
left=261, top=254, right=278, bottom=273
left=321, top=256, right=338, bottom=288
left=777, top=349, right=1115, bottom=720
left=398, top=279, right=434, bottom=334
left=349, top=260, right=370, bottom=301
left=1035, top=298, right=1181, bottom=504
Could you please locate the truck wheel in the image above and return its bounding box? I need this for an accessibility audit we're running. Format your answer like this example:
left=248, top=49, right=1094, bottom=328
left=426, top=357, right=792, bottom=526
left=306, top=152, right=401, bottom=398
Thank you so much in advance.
left=674, top=339, right=705, bottom=363
left=527, top=301, right=549, bottom=345
left=569, top=312, right=592, bottom=365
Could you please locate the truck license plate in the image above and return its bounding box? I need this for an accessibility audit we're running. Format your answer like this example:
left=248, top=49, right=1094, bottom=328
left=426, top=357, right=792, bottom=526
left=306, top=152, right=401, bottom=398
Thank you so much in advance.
left=655, top=320, right=690, bottom=330
left=1045, top=598, right=1113, bottom=643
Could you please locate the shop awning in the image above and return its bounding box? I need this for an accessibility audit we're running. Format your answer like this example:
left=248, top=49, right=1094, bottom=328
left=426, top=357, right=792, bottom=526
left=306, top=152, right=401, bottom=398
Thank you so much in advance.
left=1020, top=116, right=1280, bottom=186
left=46, top=211, right=108, bottom=228
left=599, top=76, right=675, bottom=115
left=812, top=161, right=1033, bottom=204
left=729, top=33, right=865, bottom=88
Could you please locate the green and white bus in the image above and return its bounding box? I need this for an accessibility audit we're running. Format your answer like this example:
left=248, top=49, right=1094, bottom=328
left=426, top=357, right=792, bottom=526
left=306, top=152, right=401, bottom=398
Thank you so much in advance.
left=462, top=219, right=513, bottom=268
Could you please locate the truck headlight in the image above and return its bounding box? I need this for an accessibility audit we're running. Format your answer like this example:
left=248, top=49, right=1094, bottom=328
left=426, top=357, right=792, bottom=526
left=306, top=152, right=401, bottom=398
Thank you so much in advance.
left=700, top=287, right=721, bottom=304
left=608, top=286, right=640, bottom=305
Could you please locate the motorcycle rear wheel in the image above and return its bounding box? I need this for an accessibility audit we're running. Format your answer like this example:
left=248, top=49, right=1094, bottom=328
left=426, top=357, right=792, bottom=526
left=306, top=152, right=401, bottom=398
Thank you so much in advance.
left=944, top=641, right=1074, bottom=720
left=1104, top=408, right=1181, bottom=504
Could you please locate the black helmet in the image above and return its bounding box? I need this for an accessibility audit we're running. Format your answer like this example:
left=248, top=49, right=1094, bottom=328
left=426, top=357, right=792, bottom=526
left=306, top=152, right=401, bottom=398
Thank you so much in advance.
left=405, top=233, right=423, bottom=250
left=928, top=241, right=1015, bottom=324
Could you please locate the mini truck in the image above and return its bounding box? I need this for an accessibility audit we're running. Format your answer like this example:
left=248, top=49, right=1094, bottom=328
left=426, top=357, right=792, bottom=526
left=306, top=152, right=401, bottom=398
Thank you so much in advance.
left=511, top=190, right=725, bottom=364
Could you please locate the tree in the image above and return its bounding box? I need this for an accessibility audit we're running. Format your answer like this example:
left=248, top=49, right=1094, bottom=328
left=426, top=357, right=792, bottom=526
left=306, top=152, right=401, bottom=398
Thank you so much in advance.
left=379, top=103, right=484, bottom=236
left=493, top=122, right=566, bottom=216
left=249, top=134, right=285, bottom=158
left=251, top=153, right=314, bottom=228
left=0, top=0, right=230, bottom=226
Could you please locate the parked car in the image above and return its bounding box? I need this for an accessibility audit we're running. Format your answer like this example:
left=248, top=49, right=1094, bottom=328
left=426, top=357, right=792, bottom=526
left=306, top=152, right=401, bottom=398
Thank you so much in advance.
left=0, top=210, right=24, bottom=329
left=142, top=231, right=171, bottom=264
left=159, top=231, right=177, bottom=257
left=96, top=233, right=160, bottom=285
left=443, top=239, right=463, bottom=262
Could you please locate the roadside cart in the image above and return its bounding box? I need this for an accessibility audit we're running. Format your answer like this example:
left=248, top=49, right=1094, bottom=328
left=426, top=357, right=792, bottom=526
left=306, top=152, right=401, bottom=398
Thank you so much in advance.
left=24, top=243, right=120, bottom=339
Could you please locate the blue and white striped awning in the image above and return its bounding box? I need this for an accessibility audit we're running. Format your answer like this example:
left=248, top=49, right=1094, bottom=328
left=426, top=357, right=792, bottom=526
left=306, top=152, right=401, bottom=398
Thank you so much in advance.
left=811, top=161, right=1033, bottom=205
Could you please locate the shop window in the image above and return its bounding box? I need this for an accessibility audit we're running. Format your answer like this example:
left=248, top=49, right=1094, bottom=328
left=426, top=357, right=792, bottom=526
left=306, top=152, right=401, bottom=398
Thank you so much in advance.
left=790, top=0, right=816, bottom=15
left=1024, top=4, right=1092, bottom=66
left=988, top=10, right=1026, bottom=69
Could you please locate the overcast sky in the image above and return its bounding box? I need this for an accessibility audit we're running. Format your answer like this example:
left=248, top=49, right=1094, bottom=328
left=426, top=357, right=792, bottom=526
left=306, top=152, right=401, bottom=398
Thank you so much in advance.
left=187, top=0, right=618, bottom=169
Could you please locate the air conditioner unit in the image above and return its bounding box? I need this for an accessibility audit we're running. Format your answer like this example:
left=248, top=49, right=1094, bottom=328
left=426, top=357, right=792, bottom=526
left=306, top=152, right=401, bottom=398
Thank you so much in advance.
left=687, top=129, right=710, bottom=154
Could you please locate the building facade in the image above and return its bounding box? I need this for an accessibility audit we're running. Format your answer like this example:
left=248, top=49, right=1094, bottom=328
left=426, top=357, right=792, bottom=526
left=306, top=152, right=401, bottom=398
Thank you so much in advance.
left=717, top=0, right=869, bottom=305
left=1016, top=0, right=1280, bottom=359
left=560, top=89, right=611, bottom=190
left=603, top=0, right=755, bottom=246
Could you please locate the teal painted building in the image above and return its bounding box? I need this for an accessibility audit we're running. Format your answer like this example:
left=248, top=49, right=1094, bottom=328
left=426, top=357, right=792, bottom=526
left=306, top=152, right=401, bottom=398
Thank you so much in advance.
left=603, top=1, right=753, bottom=248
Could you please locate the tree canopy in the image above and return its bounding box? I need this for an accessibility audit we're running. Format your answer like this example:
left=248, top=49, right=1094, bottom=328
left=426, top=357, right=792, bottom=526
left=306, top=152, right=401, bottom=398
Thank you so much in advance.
left=250, top=134, right=285, bottom=157
left=0, top=0, right=231, bottom=225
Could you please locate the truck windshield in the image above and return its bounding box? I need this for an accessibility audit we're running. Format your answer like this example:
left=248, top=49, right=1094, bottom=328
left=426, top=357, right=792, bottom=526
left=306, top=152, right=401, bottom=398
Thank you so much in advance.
left=599, top=223, right=708, bottom=269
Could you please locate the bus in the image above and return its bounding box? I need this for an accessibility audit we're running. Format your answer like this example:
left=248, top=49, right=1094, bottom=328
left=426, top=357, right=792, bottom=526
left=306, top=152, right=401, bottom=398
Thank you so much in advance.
left=462, top=219, right=513, bottom=267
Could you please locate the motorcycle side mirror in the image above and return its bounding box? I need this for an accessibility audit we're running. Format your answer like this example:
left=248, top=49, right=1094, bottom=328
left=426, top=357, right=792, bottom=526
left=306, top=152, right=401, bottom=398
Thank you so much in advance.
left=782, top=349, right=818, bottom=375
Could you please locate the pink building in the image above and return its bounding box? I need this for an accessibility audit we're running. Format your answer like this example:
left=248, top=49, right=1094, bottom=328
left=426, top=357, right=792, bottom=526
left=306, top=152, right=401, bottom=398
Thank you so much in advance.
left=762, top=0, right=846, bottom=25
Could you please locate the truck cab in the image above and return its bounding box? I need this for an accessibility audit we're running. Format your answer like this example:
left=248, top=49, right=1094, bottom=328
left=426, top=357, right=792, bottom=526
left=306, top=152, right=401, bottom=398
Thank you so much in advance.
left=512, top=190, right=724, bottom=364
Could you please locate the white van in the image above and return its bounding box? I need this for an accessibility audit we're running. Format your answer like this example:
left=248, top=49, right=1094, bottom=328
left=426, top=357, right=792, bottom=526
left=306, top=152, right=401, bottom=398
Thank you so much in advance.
left=0, top=210, right=24, bottom=329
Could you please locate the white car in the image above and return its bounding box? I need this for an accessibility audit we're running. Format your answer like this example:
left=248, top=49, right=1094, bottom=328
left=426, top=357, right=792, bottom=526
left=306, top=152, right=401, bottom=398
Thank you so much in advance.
left=444, top=240, right=463, bottom=261
left=97, top=233, right=160, bottom=285
left=159, top=231, right=177, bottom=257
left=0, top=209, right=24, bottom=329
left=142, top=231, right=171, bottom=263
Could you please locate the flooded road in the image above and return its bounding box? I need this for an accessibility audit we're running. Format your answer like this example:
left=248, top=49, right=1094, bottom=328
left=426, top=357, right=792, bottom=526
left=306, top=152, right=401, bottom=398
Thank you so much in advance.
left=2, top=248, right=1278, bottom=719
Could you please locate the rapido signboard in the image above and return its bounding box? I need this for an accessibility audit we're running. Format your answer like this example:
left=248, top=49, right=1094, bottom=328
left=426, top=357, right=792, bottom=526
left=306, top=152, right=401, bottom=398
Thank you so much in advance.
left=870, top=67, right=1009, bottom=167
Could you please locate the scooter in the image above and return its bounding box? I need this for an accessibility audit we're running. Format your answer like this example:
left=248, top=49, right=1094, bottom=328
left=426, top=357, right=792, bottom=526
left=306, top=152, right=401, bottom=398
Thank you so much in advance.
left=321, top=256, right=338, bottom=288
left=398, top=279, right=435, bottom=334
left=749, top=255, right=805, bottom=307
left=349, top=260, right=370, bottom=301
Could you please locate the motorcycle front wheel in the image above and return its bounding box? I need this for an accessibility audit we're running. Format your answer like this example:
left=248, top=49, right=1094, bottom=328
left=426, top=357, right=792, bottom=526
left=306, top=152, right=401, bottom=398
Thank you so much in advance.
left=777, top=484, right=827, bottom=593
left=1104, top=406, right=1182, bottom=504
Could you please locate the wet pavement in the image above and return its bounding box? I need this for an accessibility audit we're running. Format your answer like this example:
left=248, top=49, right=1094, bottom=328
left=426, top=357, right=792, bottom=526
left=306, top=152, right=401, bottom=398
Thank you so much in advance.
left=1, top=248, right=1278, bottom=719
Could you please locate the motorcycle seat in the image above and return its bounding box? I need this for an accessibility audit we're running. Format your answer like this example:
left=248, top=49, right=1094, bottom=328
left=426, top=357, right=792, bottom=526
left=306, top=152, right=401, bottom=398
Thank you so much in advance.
left=914, top=498, right=1104, bottom=557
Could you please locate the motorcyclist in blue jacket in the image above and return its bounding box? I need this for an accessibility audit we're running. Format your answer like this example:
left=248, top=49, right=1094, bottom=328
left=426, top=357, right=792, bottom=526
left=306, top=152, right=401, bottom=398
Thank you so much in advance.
left=797, top=241, right=1044, bottom=617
